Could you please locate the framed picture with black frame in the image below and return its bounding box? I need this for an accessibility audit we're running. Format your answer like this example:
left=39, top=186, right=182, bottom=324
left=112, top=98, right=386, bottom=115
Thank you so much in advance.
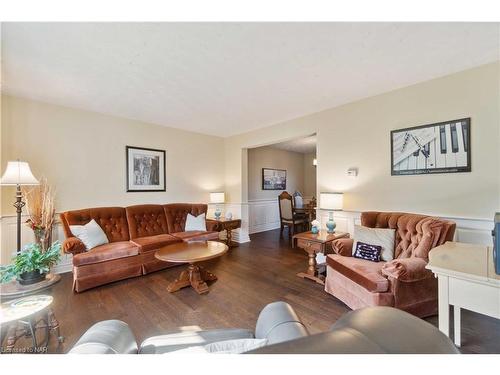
left=262, top=168, right=287, bottom=190
left=126, top=146, right=166, bottom=192
left=391, top=118, right=471, bottom=176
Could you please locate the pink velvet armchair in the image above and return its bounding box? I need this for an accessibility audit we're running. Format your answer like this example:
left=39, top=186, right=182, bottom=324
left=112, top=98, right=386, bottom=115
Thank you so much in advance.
left=325, top=212, right=456, bottom=318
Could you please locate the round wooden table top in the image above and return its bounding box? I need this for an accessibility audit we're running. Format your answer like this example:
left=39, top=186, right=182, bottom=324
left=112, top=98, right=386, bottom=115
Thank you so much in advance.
left=155, top=241, right=229, bottom=264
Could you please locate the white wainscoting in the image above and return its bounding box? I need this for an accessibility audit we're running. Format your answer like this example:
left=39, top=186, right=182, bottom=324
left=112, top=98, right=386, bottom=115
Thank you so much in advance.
left=2, top=208, right=492, bottom=275
left=247, top=197, right=314, bottom=235
left=248, top=199, right=281, bottom=234
left=316, top=210, right=494, bottom=246
left=245, top=202, right=494, bottom=246
left=0, top=214, right=73, bottom=273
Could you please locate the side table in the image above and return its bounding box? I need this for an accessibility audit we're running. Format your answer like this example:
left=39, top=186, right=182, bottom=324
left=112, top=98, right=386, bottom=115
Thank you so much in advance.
left=213, top=218, right=241, bottom=247
left=426, top=242, right=500, bottom=347
left=0, top=273, right=61, bottom=299
left=1, top=295, right=63, bottom=353
left=293, top=231, right=349, bottom=285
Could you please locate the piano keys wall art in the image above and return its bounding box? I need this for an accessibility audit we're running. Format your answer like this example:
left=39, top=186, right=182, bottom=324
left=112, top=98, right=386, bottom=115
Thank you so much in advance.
left=391, top=118, right=471, bottom=175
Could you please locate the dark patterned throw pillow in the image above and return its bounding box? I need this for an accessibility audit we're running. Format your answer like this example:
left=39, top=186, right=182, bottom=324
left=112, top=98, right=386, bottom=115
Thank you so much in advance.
left=353, top=241, right=382, bottom=262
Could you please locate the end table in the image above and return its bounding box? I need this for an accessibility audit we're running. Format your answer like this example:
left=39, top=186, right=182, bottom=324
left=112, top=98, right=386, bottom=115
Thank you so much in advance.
left=213, top=218, right=241, bottom=247
left=293, top=231, right=349, bottom=285
left=1, top=295, right=63, bottom=353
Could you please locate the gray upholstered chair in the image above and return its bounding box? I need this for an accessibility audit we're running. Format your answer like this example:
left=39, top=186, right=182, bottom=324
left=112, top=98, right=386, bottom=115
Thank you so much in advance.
left=69, top=301, right=308, bottom=354
left=249, top=306, right=459, bottom=354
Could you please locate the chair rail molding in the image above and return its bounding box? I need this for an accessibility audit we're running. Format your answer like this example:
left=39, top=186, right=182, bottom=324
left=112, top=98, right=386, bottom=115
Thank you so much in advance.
left=245, top=201, right=493, bottom=245
left=0, top=214, right=73, bottom=273
left=316, top=210, right=494, bottom=246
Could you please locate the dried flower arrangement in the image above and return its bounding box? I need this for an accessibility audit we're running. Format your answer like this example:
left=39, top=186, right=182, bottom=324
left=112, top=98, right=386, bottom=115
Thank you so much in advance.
left=22, top=177, right=56, bottom=251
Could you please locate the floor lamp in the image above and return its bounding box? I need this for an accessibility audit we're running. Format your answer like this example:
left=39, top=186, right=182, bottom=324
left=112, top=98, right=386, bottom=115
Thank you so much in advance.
left=0, top=160, right=39, bottom=253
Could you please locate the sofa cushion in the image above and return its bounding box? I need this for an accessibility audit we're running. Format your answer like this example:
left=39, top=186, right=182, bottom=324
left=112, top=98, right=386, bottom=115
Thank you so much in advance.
left=163, top=203, right=208, bottom=233
left=139, top=328, right=254, bottom=354
left=130, top=234, right=181, bottom=253
left=326, top=254, right=389, bottom=293
left=61, top=207, right=130, bottom=242
left=171, top=231, right=219, bottom=242
left=126, top=205, right=169, bottom=239
left=73, top=241, right=139, bottom=266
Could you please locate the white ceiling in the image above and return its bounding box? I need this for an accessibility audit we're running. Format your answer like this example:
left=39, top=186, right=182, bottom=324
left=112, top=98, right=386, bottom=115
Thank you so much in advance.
left=2, top=23, right=499, bottom=137
left=270, top=135, right=316, bottom=154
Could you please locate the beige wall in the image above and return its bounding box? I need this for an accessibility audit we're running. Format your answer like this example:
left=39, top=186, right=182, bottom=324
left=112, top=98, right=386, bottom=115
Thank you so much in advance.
left=1, top=95, right=225, bottom=216
left=303, top=152, right=317, bottom=198
left=225, top=62, right=500, bottom=219
left=247, top=146, right=305, bottom=200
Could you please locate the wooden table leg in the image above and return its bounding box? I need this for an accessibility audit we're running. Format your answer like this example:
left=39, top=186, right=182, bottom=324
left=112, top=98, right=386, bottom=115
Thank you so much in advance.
left=296, top=249, right=324, bottom=285
left=167, top=264, right=218, bottom=294
left=226, top=228, right=233, bottom=247
left=189, top=264, right=210, bottom=295
left=167, top=269, right=191, bottom=292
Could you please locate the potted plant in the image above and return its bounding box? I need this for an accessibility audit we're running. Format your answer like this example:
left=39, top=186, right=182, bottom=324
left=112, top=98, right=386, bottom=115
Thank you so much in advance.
left=22, top=177, right=56, bottom=251
left=0, top=242, right=61, bottom=285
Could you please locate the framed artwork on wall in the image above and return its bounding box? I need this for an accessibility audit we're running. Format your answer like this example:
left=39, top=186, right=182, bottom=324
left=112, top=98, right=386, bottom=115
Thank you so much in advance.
left=126, top=146, right=166, bottom=192
left=262, top=168, right=287, bottom=190
left=391, top=118, right=471, bottom=176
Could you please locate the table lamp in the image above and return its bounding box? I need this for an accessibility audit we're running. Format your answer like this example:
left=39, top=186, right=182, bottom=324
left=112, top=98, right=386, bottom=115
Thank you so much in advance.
left=320, top=192, right=343, bottom=233
left=210, top=192, right=225, bottom=219
left=1, top=160, right=39, bottom=253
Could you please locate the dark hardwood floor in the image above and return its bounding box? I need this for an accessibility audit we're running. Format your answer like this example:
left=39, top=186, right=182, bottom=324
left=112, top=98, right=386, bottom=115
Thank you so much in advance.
left=5, top=229, right=500, bottom=354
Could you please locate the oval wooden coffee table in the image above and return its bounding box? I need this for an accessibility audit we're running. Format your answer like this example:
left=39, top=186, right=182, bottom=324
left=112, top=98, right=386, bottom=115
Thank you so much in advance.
left=155, top=241, right=228, bottom=294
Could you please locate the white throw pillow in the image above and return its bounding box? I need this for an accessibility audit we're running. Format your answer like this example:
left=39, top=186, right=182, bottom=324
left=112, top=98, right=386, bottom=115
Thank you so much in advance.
left=204, top=338, right=268, bottom=354
left=185, top=213, right=207, bottom=231
left=352, top=225, right=396, bottom=262
left=70, top=219, right=109, bottom=251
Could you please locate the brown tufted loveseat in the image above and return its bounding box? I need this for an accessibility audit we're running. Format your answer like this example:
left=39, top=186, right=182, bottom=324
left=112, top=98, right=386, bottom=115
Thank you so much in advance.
left=60, top=204, right=222, bottom=292
left=325, top=212, right=455, bottom=317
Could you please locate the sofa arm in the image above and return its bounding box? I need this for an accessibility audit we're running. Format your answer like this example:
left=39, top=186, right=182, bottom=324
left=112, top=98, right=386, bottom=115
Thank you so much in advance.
left=206, top=219, right=222, bottom=232
left=62, top=237, right=87, bottom=255
left=254, top=301, right=308, bottom=345
left=69, top=320, right=138, bottom=354
left=330, top=238, right=354, bottom=256
left=381, top=257, right=432, bottom=282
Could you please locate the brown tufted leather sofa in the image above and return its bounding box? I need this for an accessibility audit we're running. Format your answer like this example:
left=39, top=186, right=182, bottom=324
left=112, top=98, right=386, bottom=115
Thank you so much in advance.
left=325, top=212, right=455, bottom=318
left=60, top=204, right=222, bottom=292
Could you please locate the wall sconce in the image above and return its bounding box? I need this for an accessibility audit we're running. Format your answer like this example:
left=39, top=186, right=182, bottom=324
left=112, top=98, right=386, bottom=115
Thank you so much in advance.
left=313, top=158, right=317, bottom=167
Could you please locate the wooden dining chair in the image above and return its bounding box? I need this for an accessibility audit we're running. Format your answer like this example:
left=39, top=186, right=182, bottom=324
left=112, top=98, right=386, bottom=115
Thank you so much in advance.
left=278, top=191, right=306, bottom=239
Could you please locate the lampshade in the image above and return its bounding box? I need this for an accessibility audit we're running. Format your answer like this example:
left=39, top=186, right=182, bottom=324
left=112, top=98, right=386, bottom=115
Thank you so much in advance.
left=320, top=192, right=343, bottom=210
left=210, top=192, right=225, bottom=204
left=0, top=161, right=39, bottom=185
left=313, top=158, right=317, bottom=166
